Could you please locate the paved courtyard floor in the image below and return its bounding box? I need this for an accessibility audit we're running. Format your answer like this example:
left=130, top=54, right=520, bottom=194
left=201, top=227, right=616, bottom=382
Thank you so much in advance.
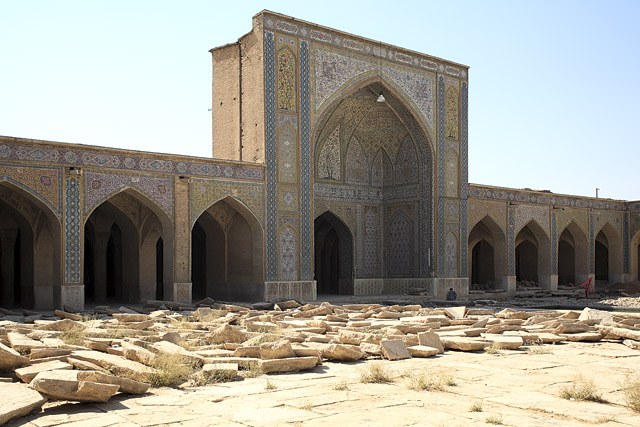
left=8, top=339, right=640, bottom=426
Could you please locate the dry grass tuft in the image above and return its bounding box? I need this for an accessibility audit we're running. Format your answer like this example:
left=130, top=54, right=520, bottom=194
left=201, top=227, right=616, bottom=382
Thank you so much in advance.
left=485, top=415, right=503, bottom=424
left=406, top=371, right=457, bottom=391
left=360, top=363, right=393, bottom=384
left=265, top=379, right=278, bottom=390
left=333, top=380, right=349, bottom=391
left=559, top=375, right=606, bottom=403
left=60, top=325, right=89, bottom=346
left=622, top=376, right=640, bottom=413
left=469, top=401, right=483, bottom=412
left=527, top=345, right=553, bottom=355
left=241, top=361, right=263, bottom=378
left=148, top=353, right=198, bottom=388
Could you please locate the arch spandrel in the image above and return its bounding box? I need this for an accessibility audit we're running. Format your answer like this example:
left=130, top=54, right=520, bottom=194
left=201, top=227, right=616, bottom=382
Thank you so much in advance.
left=514, top=205, right=550, bottom=237
left=190, top=179, right=264, bottom=228
left=0, top=164, right=62, bottom=217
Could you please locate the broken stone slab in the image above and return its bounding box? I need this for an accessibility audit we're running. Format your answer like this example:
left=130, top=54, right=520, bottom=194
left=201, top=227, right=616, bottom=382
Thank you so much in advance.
left=596, top=325, right=640, bottom=341
left=234, top=346, right=261, bottom=358
left=274, top=300, right=301, bottom=310
left=536, top=333, right=566, bottom=344
left=559, top=332, right=603, bottom=342
left=578, top=307, right=614, bottom=324
left=0, top=342, right=29, bottom=371
left=8, top=332, right=44, bottom=354
left=79, top=370, right=150, bottom=394
left=0, top=382, right=47, bottom=425
left=360, top=342, right=383, bottom=356
left=29, top=369, right=120, bottom=402
left=121, top=341, right=157, bottom=366
left=553, top=322, right=590, bottom=334
left=443, top=306, right=466, bottom=319
left=125, top=319, right=155, bottom=330
left=260, top=339, right=296, bottom=360
left=338, top=329, right=379, bottom=345
left=462, top=328, right=487, bottom=337
left=380, top=339, right=411, bottom=360
left=54, top=310, right=83, bottom=321
left=407, top=345, right=439, bottom=357
left=208, top=324, right=248, bottom=344
left=112, top=313, right=150, bottom=323
left=440, top=337, right=489, bottom=351
left=260, top=356, right=318, bottom=374
left=495, top=308, right=531, bottom=320
left=320, top=344, right=366, bottom=361
left=162, top=331, right=183, bottom=344
left=481, top=334, right=524, bottom=350
left=67, top=357, right=111, bottom=373
left=150, top=341, right=205, bottom=367
left=29, top=348, right=72, bottom=360
left=417, top=331, right=444, bottom=354
left=503, top=331, right=541, bottom=345
left=623, top=339, right=640, bottom=350
left=15, top=360, right=73, bottom=383
left=70, top=350, right=155, bottom=382
left=36, top=318, right=86, bottom=331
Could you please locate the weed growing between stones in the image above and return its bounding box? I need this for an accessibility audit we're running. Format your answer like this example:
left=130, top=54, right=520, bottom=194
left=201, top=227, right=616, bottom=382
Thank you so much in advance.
left=60, top=325, right=88, bottom=346
left=148, top=353, right=197, bottom=388
left=360, top=363, right=393, bottom=384
left=333, top=380, right=349, bottom=391
left=526, top=344, right=553, bottom=355
left=405, top=371, right=457, bottom=391
left=559, top=375, right=606, bottom=403
left=622, top=376, right=640, bottom=413
left=241, top=361, right=263, bottom=378
left=484, top=343, right=502, bottom=355
left=485, top=415, right=503, bottom=424
left=192, top=368, right=237, bottom=386
left=300, top=400, right=313, bottom=410
left=469, top=401, right=483, bottom=412
left=265, top=379, right=278, bottom=390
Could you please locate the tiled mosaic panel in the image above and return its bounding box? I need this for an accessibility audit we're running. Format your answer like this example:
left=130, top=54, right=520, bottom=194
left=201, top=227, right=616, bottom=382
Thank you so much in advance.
left=0, top=141, right=264, bottom=181
left=445, top=84, right=459, bottom=139
left=469, top=184, right=625, bottom=211
left=437, top=76, right=445, bottom=276
left=277, top=124, right=298, bottom=183
left=444, top=150, right=458, bottom=198
left=265, top=15, right=466, bottom=78
left=84, top=171, right=173, bottom=219
left=592, top=211, right=622, bottom=236
left=313, top=47, right=436, bottom=136
left=354, top=279, right=384, bottom=295
left=64, top=178, right=81, bottom=283
left=264, top=281, right=316, bottom=301
left=556, top=209, right=589, bottom=238
left=551, top=212, right=558, bottom=274
left=278, top=227, right=298, bottom=280
left=363, top=207, right=378, bottom=277
left=508, top=207, right=515, bottom=275
left=317, top=126, right=341, bottom=180
left=624, top=212, right=630, bottom=274
left=468, top=200, right=507, bottom=232
left=265, top=31, right=277, bottom=281
left=445, top=232, right=458, bottom=277
left=394, top=137, right=419, bottom=185
left=345, top=139, right=369, bottom=185
left=277, top=47, right=296, bottom=112
left=0, top=163, right=61, bottom=216
left=278, top=187, right=298, bottom=212
left=589, top=213, right=595, bottom=273
left=300, top=40, right=312, bottom=280
left=387, top=212, right=413, bottom=277
left=515, top=204, right=550, bottom=236
left=190, top=179, right=264, bottom=228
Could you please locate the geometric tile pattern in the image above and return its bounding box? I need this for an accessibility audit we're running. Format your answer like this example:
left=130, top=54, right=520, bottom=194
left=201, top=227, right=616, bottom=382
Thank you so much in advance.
left=277, top=47, right=296, bottom=112
left=445, top=232, right=458, bottom=277
left=317, top=126, right=341, bottom=180
left=437, top=76, right=445, bottom=276
left=0, top=163, right=62, bottom=216
left=387, top=211, right=413, bottom=277
left=551, top=211, right=558, bottom=274
left=277, top=124, right=298, bottom=183
left=589, top=213, right=595, bottom=274
left=445, top=85, right=459, bottom=139
left=508, top=207, right=515, bottom=275
left=364, top=206, right=378, bottom=277
left=300, top=40, right=312, bottom=280
left=265, top=31, right=277, bottom=281
left=345, top=139, right=369, bottom=185
left=0, top=141, right=264, bottom=181
left=83, top=171, right=174, bottom=220
left=624, top=212, right=630, bottom=274
left=460, top=81, right=468, bottom=276
left=64, top=177, right=81, bottom=283
left=279, top=226, right=297, bottom=280
left=190, top=179, right=264, bottom=228
left=394, top=137, right=419, bottom=185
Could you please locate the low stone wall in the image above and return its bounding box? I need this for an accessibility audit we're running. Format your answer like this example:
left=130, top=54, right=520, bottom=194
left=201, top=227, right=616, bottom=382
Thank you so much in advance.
left=264, top=281, right=317, bottom=301
left=354, top=278, right=435, bottom=296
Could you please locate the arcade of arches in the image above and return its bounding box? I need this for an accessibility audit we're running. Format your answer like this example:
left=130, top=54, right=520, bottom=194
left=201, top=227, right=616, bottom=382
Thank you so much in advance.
left=1, top=12, right=639, bottom=310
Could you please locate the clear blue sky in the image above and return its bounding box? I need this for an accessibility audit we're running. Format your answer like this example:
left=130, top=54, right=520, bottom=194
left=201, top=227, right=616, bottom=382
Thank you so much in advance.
left=2, top=1, right=638, bottom=200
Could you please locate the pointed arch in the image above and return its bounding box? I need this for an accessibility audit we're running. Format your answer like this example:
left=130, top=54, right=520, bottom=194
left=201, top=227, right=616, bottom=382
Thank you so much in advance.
left=345, top=137, right=369, bottom=185
left=515, top=219, right=552, bottom=289
left=595, top=222, right=623, bottom=283
left=395, top=136, right=419, bottom=185
left=630, top=229, right=640, bottom=281
left=314, top=210, right=354, bottom=295
left=0, top=181, right=61, bottom=309
left=557, top=221, right=589, bottom=286
left=468, top=215, right=508, bottom=291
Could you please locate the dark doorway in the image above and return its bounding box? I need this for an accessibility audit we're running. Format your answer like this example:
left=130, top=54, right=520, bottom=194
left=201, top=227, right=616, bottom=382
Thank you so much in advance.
left=191, top=221, right=207, bottom=301
left=516, top=240, right=538, bottom=282
left=558, top=238, right=575, bottom=286
left=471, top=239, right=494, bottom=288
left=314, top=212, right=353, bottom=295
left=595, top=240, right=609, bottom=281
left=106, top=224, right=122, bottom=300
left=156, top=237, right=164, bottom=300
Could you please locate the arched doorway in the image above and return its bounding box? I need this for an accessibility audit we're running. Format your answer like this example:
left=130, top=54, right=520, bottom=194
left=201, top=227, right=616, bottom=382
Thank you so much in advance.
left=557, top=222, right=589, bottom=286
left=594, top=223, right=623, bottom=284
left=630, top=230, right=640, bottom=281
left=0, top=182, right=61, bottom=309
left=314, top=212, right=353, bottom=295
left=468, top=216, right=507, bottom=291
left=84, top=189, right=173, bottom=304
left=515, top=220, right=552, bottom=289
left=191, top=197, right=264, bottom=302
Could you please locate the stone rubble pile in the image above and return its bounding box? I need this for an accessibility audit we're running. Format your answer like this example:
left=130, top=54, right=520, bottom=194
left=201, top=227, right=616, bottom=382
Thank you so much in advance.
left=1, top=302, right=640, bottom=424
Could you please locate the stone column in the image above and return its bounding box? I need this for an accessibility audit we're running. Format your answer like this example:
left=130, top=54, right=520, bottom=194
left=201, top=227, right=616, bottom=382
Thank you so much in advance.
left=0, top=229, right=18, bottom=305
left=172, top=176, right=192, bottom=303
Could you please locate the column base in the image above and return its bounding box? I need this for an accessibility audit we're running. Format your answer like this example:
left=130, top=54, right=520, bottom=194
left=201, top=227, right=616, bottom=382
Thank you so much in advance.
left=264, top=281, right=316, bottom=301
left=61, top=284, right=84, bottom=311
left=173, top=282, right=192, bottom=304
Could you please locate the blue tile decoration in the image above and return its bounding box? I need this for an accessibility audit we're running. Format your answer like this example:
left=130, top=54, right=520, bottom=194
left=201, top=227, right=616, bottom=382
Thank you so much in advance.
left=551, top=212, right=558, bottom=274
left=589, top=213, right=595, bottom=273
left=300, top=40, right=312, bottom=281
left=265, top=31, right=277, bottom=281
left=437, top=76, right=445, bottom=277
left=460, top=82, right=468, bottom=277
left=65, top=178, right=81, bottom=283
left=508, top=207, right=515, bottom=275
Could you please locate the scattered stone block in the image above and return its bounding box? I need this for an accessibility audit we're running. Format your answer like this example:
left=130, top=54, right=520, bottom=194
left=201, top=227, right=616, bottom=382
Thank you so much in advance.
left=8, top=332, right=44, bottom=354
left=444, top=306, right=466, bottom=319
left=260, top=356, right=318, bottom=373
left=407, top=345, right=439, bottom=357
left=260, top=339, right=295, bottom=360
left=112, top=313, right=150, bottom=323
left=360, top=342, right=383, bottom=356
left=441, top=337, right=488, bottom=351
left=380, top=339, right=411, bottom=360
left=70, top=350, right=155, bottom=382
left=202, top=363, right=239, bottom=380
left=623, top=339, right=640, bottom=350
left=234, top=346, right=261, bottom=358
left=559, top=332, right=603, bottom=342
left=0, top=342, right=29, bottom=371
left=29, top=369, right=120, bottom=402
left=417, top=331, right=444, bottom=354
left=54, top=310, right=82, bottom=321
left=0, top=382, right=47, bottom=425
left=209, top=324, right=248, bottom=344
left=15, top=360, right=73, bottom=383
left=578, top=307, right=614, bottom=324
left=320, top=344, right=366, bottom=361
left=482, top=334, right=524, bottom=350
left=121, top=341, right=157, bottom=366
left=150, top=341, right=205, bottom=366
